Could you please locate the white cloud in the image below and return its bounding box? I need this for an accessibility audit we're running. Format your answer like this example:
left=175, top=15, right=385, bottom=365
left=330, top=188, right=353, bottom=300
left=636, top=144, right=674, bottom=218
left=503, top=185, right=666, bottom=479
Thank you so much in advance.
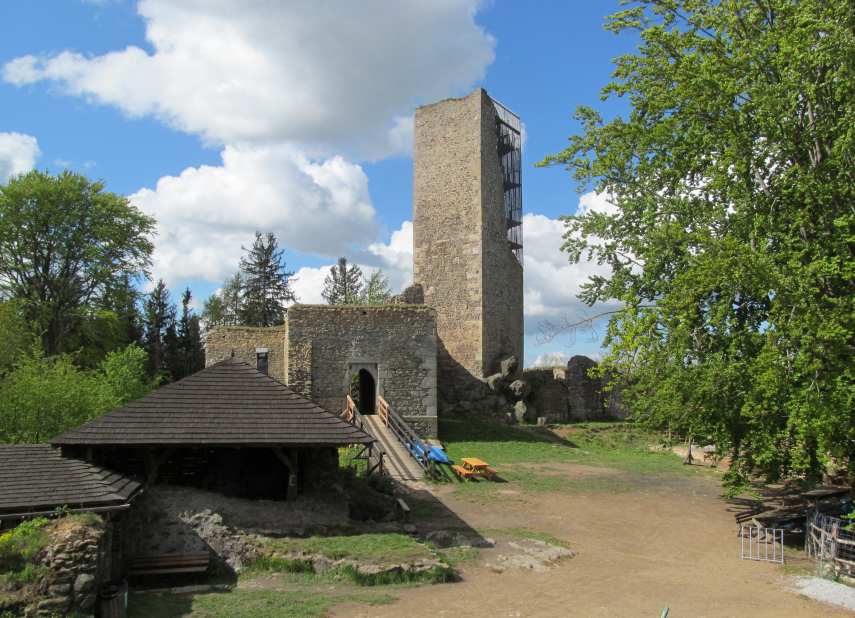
left=0, top=132, right=40, bottom=180
left=4, top=0, right=495, bottom=158
left=129, top=144, right=379, bottom=286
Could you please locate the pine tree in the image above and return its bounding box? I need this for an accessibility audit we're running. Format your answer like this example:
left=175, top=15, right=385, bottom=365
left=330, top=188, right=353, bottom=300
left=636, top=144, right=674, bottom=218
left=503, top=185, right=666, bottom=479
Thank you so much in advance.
left=322, top=257, right=363, bottom=305
left=238, top=232, right=296, bottom=327
left=201, top=272, right=243, bottom=330
left=172, top=288, right=204, bottom=380
left=142, top=279, right=177, bottom=380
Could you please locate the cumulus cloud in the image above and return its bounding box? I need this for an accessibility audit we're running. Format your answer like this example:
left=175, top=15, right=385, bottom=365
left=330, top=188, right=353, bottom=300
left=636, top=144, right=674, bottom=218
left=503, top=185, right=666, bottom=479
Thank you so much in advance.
left=4, top=0, right=495, bottom=158
left=522, top=191, right=622, bottom=356
left=129, top=144, right=379, bottom=286
left=0, top=132, right=40, bottom=180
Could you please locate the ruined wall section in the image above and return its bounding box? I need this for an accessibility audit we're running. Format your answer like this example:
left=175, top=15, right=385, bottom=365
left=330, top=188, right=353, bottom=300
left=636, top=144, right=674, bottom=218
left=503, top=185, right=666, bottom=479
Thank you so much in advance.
left=479, top=94, right=525, bottom=379
left=285, top=306, right=438, bottom=435
left=205, top=327, right=287, bottom=384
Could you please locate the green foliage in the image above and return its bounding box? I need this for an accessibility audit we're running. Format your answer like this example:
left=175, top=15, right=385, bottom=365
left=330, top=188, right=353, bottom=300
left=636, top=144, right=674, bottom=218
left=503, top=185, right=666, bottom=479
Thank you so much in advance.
left=0, top=301, right=29, bottom=375
left=359, top=269, right=391, bottom=305
left=202, top=273, right=244, bottom=330
left=0, top=342, right=157, bottom=444
left=537, top=0, right=855, bottom=495
left=0, top=170, right=155, bottom=360
left=332, top=564, right=452, bottom=587
left=127, top=588, right=395, bottom=618
left=238, top=232, right=296, bottom=327
left=322, top=257, right=363, bottom=305
left=0, top=518, right=50, bottom=573
left=268, top=533, right=429, bottom=564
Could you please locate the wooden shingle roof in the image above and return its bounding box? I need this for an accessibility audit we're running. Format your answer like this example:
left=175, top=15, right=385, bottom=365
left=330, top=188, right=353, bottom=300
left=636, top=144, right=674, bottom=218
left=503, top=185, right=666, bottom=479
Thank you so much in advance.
left=0, top=444, right=141, bottom=517
left=50, top=358, right=373, bottom=447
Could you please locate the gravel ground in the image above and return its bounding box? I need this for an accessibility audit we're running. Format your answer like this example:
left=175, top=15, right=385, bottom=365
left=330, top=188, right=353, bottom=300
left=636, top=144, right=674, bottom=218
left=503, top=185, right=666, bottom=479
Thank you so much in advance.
left=792, top=576, right=855, bottom=612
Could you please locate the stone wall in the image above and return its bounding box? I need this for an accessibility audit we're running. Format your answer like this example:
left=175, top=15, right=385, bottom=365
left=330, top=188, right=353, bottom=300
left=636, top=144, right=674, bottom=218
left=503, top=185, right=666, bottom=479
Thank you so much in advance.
left=413, top=88, right=524, bottom=403
left=205, top=326, right=287, bottom=383
left=285, top=305, right=438, bottom=435
left=34, top=517, right=113, bottom=617
left=523, top=356, right=630, bottom=422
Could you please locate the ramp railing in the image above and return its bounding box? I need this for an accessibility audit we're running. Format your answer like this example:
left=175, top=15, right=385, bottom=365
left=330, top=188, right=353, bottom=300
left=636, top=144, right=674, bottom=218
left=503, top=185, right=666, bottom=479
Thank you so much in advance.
left=378, top=396, right=435, bottom=479
left=341, top=395, right=386, bottom=477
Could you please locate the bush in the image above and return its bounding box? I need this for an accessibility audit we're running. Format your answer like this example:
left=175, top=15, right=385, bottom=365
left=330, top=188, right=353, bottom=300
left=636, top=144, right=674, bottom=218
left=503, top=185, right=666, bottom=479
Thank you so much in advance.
left=0, top=518, right=50, bottom=573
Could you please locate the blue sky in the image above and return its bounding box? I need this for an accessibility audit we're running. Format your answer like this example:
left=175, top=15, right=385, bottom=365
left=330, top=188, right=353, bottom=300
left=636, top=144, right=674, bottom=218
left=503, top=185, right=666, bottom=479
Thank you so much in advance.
left=0, top=0, right=639, bottom=366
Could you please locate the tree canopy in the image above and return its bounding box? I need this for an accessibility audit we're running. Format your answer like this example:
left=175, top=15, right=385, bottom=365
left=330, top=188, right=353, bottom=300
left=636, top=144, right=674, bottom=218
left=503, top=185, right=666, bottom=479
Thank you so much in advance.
left=238, top=231, right=296, bottom=327
left=322, top=257, right=363, bottom=305
left=0, top=170, right=155, bottom=361
left=538, top=0, right=855, bottom=493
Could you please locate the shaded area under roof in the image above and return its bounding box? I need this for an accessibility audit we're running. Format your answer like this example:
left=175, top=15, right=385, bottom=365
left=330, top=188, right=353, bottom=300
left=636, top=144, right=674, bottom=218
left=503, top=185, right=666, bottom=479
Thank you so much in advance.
left=0, top=444, right=141, bottom=517
left=50, top=358, right=373, bottom=448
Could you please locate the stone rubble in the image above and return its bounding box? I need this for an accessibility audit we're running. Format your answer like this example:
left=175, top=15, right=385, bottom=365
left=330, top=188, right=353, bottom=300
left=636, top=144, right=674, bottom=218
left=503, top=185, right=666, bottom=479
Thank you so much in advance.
left=485, top=538, right=575, bottom=573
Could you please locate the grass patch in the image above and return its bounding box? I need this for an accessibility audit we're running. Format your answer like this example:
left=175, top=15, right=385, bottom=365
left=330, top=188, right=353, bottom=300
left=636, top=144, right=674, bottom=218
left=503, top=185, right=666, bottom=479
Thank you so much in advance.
left=435, top=546, right=478, bottom=568
left=239, top=556, right=315, bottom=579
left=333, top=564, right=452, bottom=587
left=476, top=528, right=569, bottom=548
left=127, top=588, right=395, bottom=618
left=267, top=533, right=430, bottom=565
left=0, top=518, right=50, bottom=573
left=439, top=418, right=709, bottom=499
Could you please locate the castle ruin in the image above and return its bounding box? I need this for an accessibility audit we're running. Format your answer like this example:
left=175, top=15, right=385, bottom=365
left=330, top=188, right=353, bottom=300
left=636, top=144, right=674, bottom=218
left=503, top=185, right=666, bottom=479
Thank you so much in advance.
left=206, top=88, right=524, bottom=437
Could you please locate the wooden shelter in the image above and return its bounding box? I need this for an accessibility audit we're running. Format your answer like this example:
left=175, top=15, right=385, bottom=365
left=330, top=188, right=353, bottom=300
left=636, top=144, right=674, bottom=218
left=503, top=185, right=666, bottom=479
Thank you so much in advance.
left=0, top=444, right=141, bottom=528
left=50, top=358, right=375, bottom=500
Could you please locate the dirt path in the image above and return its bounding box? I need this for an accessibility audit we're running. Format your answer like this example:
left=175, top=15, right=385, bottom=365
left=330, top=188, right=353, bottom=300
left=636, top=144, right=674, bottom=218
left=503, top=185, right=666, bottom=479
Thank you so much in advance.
left=332, top=466, right=844, bottom=618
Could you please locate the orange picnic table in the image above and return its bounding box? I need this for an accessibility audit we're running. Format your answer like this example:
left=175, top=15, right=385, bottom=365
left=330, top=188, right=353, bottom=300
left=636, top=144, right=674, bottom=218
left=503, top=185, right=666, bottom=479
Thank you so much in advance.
left=452, top=458, right=498, bottom=482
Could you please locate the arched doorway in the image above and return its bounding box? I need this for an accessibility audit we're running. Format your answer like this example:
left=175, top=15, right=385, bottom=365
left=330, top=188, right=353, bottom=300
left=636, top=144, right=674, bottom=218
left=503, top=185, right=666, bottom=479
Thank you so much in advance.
left=353, top=369, right=376, bottom=415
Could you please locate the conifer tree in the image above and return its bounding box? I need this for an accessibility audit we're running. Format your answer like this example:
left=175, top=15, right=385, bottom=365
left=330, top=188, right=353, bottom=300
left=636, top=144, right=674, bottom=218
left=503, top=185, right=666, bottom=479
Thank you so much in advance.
left=322, top=257, right=363, bottom=305
left=238, top=232, right=296, bottom=327
left=142, top=279, right=177, bottom=380
left=172, top=288, right=204, bottom=380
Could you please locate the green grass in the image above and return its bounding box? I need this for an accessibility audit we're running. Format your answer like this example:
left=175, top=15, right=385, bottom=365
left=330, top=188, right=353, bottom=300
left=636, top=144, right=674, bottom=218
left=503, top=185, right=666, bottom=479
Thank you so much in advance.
left=127, top=588, right=395, bottom=618
left=475, top=528, right=569, bottom=548
left=439, top=419, right=709, bottom=498
left=267, top=533, right=431, bottom=564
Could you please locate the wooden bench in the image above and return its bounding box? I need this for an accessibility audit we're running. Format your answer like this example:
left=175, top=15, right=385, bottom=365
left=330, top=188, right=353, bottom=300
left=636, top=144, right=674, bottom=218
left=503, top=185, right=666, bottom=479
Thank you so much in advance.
left=128, top=552, right=210, bottom=576
left=451, top=464, right=498, bottom=482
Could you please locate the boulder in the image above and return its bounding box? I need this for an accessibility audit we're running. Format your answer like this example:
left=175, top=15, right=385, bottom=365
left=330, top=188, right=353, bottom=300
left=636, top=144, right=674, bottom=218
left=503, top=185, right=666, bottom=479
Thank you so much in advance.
left=514, top=400, right=537, bottom=424
left=497, top=355, right=519, bottom=378
left=485, top=373, right=506, bottom=393
left=508, top=379, right=530, bottom=399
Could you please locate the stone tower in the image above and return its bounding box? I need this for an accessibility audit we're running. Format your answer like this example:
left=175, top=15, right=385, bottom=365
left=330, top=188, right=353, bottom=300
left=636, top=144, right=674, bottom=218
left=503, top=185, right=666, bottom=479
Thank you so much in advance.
left=413, top=88, right=524, bottom=399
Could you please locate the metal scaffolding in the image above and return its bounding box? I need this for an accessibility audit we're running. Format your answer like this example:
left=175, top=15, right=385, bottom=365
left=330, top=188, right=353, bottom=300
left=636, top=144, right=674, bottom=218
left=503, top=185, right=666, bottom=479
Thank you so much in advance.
left=492, top=98, right=523, bottom=265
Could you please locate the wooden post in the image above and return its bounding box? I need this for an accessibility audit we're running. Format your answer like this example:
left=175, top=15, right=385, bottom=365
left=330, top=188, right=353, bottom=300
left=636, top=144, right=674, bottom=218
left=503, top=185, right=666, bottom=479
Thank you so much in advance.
left=142, top=448, right=176, bottom=484
left=271, top=447, right=298, bottom=501
left=683, top=437, right=694, bottom=465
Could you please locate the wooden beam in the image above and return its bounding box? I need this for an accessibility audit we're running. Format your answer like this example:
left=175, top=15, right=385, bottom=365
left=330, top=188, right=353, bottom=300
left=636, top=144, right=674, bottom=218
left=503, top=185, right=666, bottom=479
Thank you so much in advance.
left=143, top=448, right=176, bottom=484
left=270, top=447, right=294, bottom=471
left=288, top=448, right=298, bottom=501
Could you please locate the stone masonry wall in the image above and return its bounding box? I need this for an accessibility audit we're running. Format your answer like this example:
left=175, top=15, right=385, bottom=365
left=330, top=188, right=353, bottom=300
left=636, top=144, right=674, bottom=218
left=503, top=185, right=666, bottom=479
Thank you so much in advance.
left=413, top=88, right=524, bottom=402
left=205, top=326, right=287, bottom=383
left=286, top=305, right=438, bottom=435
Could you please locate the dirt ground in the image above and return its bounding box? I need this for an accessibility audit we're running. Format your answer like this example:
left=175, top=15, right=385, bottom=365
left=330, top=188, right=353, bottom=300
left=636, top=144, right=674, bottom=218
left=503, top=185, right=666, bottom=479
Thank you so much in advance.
left=329, top=465, right=847, bottom=618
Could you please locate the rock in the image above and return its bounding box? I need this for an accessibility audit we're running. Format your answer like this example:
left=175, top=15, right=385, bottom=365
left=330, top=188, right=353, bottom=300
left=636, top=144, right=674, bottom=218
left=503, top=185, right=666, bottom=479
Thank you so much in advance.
left=496, top=355, right=518, bottom=378
left=508, top=379, right=530, bottom=399
left=387, top=283, right=424, bottom=305
left=37, top=598, right=69, bottom=609
left=383, top=565, right=403, bottom=574
left=73, top=573, right=95, bottom=594
left=311, top=556, right=332, bottom=573
left=485, top=373, right=505, bottom=393
left=48, top=583, right=72, bottom=596
left=404, top=524, right=417, bottom=535
left=357, top=564, right=382, bottom=576
left=514, top=400, right=537, bottom=423
left=566, top=355, right=605, bottom=419
left=537, top=417, right=547, bottom=426
left=171, top=585, right=212, bottom=594
left=78, top=593, right=97, bottom=610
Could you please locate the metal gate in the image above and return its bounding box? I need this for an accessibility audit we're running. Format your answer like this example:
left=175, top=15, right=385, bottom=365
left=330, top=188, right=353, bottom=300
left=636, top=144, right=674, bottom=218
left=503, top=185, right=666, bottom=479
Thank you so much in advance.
left=741, top=526, right=785, bottom=564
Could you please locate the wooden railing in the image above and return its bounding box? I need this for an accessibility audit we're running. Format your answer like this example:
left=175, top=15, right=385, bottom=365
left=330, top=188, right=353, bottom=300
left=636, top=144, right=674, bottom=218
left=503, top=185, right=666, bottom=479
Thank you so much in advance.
left=341, top=395, right=386, bottom=477
left=378, top=396, right=435, bottom=479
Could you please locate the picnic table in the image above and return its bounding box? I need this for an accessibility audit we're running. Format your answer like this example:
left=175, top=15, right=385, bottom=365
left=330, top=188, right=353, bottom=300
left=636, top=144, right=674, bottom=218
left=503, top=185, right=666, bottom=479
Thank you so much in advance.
left=451, top=458, right=498, bottom=482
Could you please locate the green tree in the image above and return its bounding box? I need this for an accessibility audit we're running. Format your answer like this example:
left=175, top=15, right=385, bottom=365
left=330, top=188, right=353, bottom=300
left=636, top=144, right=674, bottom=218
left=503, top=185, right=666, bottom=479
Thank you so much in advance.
left=142, top=279, right=176, bottom=380
left=322, top=257, right=363, bottom=305
left=201, top=272, right=243, bottom=330
left=238, top=232, right=296, bottom=327
left=0, top=170, right=155, bottom=360
left=0, top=300, right=30, bottom=375
left=0, top=342, right=157, bottom=444
left=538, top=1, right=855, bottom=494
left=172, top=288, right=204, bottom=380
left=358, top=269, right=391, bottom=305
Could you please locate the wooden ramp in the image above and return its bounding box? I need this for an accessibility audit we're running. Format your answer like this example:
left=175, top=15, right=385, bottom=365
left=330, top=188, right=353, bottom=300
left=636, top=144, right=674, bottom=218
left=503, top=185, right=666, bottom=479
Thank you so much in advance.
left=363, top=415, right=424, bottom=481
